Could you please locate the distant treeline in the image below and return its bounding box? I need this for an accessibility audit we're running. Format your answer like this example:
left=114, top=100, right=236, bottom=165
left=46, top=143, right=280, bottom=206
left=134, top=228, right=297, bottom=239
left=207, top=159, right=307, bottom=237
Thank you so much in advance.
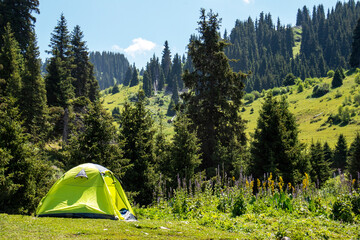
left=89, top=51, right=129, bottom=90
left=225, top=0, right=360, bottom=92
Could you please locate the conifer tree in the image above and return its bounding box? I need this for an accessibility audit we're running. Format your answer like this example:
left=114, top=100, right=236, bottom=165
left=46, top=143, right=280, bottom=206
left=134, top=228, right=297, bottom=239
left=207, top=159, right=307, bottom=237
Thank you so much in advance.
left=0, top=23, right=23, bottom=98
left=67, top=100, right=128, bottom=178
left=154, top=113, right=170, bottom=179
left=350, top=17, right=360, bottom=68
left=309, top=141, right=331, bottom=187
left=182, top=9, right=247, bottom=173
left=20, top=30, right=48, bottom=141
left=119, top=90, right=156, bottom=205
left=161, top=40, right=172, bottom=77
left=331, top=68, right=344, bottom=88
left=123, top=66, right=132, bottom=86
left=0, top=97, right=53, bottom=214
left=45, top=14, right=74, bottom=107
left=170, top=112, right=201, bottom=182
left=167, top=98, right=176, bottom=117
left=0, top=0, right=40, bottom=53
left=70, top=25, right=99, bottom=100
left=347, top=132, right=360, bottom=178
left=129, top=67, right=139, bottom=87
left=142, top=71, right=152, bottom=97
left=332, top=134, right=348, bottom=172
left=250, top=94, right=305, bottom=184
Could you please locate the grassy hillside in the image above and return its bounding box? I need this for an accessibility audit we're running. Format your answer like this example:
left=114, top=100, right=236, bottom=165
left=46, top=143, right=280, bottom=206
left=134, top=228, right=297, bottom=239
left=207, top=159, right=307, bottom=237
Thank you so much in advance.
left=102, top=71, right=360, bottom=147
left=242, top=71, right=360, bottom=147
left=101, top=84, right=175, bottom=136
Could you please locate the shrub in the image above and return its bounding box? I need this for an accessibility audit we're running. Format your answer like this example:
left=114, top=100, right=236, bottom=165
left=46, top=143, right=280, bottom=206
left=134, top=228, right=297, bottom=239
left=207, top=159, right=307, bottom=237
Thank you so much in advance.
left=112, top=84, right=120, bottom=94
left=327, top=70, right=335, bottom=78
left=354, top=94, right=360, bottom=106
left=283, top=73, right=296, bottom=86
left=355, top=74, right=360, bottom=85
left=272, top=87, right=281, bottom=96
left=312, top=83, right=329, bottom=98
left=251, top=90, right=261, bottom=99
left=332, top=195, right=354, bottom=222
left=297, top=82, right=304, bottom=93
left=244, top=93, right=255, bottom=103
left=352, top=193, right=360, bottom=215
left=332, top=68, right=344, bottom=88
left=232, top=196, right=246, bottom=217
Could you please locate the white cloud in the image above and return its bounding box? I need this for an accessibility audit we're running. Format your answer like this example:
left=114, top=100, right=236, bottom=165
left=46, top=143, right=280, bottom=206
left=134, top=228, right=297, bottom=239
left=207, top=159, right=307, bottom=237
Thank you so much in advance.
left=111, top=44, right=122, bottom=51
left=243, top=0, right=252, bottom=4
left=123, top=38, right=156, bottom=57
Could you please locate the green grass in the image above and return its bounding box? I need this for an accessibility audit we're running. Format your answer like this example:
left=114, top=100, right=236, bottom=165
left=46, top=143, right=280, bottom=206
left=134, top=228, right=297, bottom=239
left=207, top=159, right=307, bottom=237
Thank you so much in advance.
left=243, top=73, right=360, bottom=147
left=101, top=84, right=175, bottom=136
left=0, top=214, right=246, bottom=239
left=292, top=26, right=302, bottom=57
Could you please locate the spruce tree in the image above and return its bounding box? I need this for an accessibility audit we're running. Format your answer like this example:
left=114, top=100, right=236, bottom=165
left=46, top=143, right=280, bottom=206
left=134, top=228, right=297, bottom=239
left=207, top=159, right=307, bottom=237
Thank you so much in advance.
left=350, top=17, right=360, bottom=68
left=129, top=67, right=139, bottom=87
left=20, top=30, right=48, bottom=141
left=0, top=97, right=53, bottom=214
left=0, top=23, right=23, bottom=99
left=250, top=94, right=305, bottom=184
left=142, top=71, right=152, bottom=97
left=45, top=14, right=74, bottom=107
left=119, top=90, right=156, bottom=205
left=161, top=40, right=172, bottom=78
left=0, top=0, right=40, bottom=53
left=167, top=98, right=176, bottom=117
left=332, top=134, right=348, bottom=172
left=170, top=112, right=201, bottom=183
left=309, top=141, right=331, bottom=187
left=67, top=100, right=128, bottom=178
left=123, top=66, right=132, bottom=86
left=331, top=68, right=344, bottom=88
left=347, top=132, right=360, bottom=178
left=71, top=25, right=99, bottom=100
left=182, top=9, right=247, bottom=174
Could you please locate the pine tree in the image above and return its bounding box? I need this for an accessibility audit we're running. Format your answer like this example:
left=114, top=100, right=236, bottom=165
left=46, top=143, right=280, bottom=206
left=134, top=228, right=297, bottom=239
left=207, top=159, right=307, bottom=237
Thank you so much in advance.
left=309, top=141, right=331, bottom=187
left=250, top=94, right=305, bottom=184
left=119, top=90, right=156, bottom=205
left=0, top=97, right=53, bottom=214
left=129, top=67, right=139, bottom=87
left=347, top=132, right=360, bottom=178
left=331, top=68, right=344, bottom=88
left=0, top=23, right=23, bottom=98
left=170, top=112, right=201, bottom=182
left=0, top=0, right=40, bottom=53
left=182, top=9, right=247, bottom=173
left=166, top=98, right=176, bottom=117
left=67, top=101, right=128, bottom=178
left=350, top=17, right=360, bottom=68
left=20, top=30, right=48, bottom=141
left=142, top=71, right=152, bottom=97
left=161, top=40, right=172, bottom=77
left=45, top=14, right=74, bottom=107
left=70, top=25, right=99, bottom=100
left=123, top=66, right=132, bottom=86
left=332, top=134, right=348, bottom=172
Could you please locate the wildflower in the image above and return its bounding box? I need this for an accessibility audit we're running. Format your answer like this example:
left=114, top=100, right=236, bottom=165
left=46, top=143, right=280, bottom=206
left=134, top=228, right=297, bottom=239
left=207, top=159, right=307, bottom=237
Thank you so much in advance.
left=257, top=179, right=261, bottom=193
left=279, top=176, right=284, bottom=192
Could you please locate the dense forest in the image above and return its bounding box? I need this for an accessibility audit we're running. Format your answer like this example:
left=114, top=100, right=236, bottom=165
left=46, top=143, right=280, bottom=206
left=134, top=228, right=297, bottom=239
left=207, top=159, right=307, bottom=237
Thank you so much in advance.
left=89, top=51, right=129, bottom=90
left=1, top=0, right=360, bottom=219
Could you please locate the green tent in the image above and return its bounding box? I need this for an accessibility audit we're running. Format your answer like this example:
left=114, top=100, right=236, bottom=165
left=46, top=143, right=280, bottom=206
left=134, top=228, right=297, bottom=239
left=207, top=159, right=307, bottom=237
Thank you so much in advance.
left=36, top=163, right=135, bottom=220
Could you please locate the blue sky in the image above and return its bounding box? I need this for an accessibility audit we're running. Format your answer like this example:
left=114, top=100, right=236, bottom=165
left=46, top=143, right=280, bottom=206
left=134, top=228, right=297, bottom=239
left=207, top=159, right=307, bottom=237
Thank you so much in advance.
left=35, top=0, right=341, bottom=68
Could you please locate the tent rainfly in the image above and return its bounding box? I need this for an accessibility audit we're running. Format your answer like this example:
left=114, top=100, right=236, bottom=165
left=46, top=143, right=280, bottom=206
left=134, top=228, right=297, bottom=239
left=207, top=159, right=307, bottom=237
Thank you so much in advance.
left=36, top=163, right=136, bottom=221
